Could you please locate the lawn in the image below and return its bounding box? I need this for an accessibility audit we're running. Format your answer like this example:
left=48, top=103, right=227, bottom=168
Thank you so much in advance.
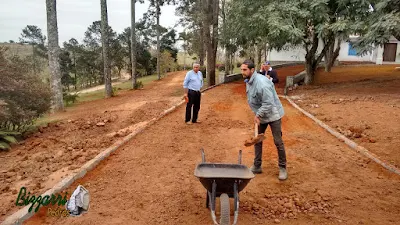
left=77, top=74, right=159, bottom=103
left=313, top=64, right=400, bottom=85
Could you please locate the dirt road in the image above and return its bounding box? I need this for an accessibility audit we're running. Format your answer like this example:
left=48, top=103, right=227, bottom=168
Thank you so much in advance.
left=0, top=71, right=186, bottom=221
left=24, top=74, right=400, bottom=224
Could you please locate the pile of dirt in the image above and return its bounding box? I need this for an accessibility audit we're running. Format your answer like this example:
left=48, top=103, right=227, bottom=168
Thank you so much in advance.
left=242, top=191, right=333, bottom=221
left=128, top=100, right=170, bottom=124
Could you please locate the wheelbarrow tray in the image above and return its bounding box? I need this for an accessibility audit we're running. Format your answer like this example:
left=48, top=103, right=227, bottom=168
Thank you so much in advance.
left=194, top=163, right=255, bottom=195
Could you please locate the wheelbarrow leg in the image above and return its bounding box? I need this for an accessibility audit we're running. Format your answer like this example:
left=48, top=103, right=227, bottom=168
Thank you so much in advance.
left=210, top=180, right=219, bottom=225
left=233, top=182, right=239, bottom=225
left=206, top=191, right=210, bottom=208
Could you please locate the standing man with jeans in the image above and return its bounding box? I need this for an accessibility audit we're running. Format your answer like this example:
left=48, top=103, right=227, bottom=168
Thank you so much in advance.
left=183, top=63, right=203, bottom=124
left=241, top=59, right=288, bottom=180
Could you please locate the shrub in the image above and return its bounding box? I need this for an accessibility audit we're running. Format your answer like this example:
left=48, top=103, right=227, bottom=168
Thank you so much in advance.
left=218, top=65, right=225, bottom=72
left=63, top=92, right=79, bottom=106
left=134, top=81, right=143, bottom=90
left=0, top=47, right=52, bottom=133
left=236, top=62, right=242, bottom=68
left=0, top=130, right=20, bottom=151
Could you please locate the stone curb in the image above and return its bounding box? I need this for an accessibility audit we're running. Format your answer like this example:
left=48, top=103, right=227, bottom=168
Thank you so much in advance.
left=1, top=82, right=226, bottom=225
left=278, top=94, right=400, bottom=176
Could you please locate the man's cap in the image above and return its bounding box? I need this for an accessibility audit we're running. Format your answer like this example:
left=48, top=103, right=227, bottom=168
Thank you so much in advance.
left=263, top=61, right=271, bottom=65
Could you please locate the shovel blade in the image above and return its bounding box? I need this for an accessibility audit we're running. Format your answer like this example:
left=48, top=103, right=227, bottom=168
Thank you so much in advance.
left=244, top=134, right=266, bottom=147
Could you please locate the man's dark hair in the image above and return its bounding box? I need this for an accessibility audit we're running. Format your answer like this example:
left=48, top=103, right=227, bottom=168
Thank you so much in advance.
left=242, top=59, right=255, bottom=69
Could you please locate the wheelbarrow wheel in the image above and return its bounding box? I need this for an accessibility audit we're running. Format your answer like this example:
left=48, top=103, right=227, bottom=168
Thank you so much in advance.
left=220, top=193, right=230, bottom=225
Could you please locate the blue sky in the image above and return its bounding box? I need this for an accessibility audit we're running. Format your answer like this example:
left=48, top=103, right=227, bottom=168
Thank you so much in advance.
left=0, top=0, right=181, bottom=45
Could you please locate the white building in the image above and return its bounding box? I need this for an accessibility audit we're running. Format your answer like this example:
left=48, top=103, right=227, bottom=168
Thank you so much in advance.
left=266, top=35, right=400, bottom=64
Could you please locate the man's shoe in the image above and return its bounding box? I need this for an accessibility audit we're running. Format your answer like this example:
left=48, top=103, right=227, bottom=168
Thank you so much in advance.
left=279, top=167, right=288, bottom=180
left=250, top=165, right=262, bottom=174
left=186, top=121, right=192, bottom=125
left=192, top=121, right=201, bottom=124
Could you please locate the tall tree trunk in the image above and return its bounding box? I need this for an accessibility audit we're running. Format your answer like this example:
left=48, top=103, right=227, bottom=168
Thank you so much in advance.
left=204, top=0, right=219, bottom=86
left=131, top=0, right=137, bottom=88
left=256, top=44, right=262, bottom=70
left=73, top=53, right=77, bottom=90
left=324, top=36, right=341, bottom=72
left=230, top=53, right=234, bottom=74
left=101, top=0, right=112, bottom=97
left=198, top=25, right=205, bottom=66
left=304, top=31, right=334, bottom=84
left=222, top=0, right=230, bottom=76
left=46, top=0, right=64, bottom=112
left=264, top=44, right=268, bottom=61
left=156, top=2, right=161, bottom=80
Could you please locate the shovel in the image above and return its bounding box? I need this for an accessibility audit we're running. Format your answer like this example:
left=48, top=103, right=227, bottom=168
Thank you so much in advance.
left=244, top=123, right=266, bottom=147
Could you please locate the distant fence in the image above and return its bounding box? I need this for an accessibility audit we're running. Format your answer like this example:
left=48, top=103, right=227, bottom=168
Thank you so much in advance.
left=223, top=62, right=305, bottom=84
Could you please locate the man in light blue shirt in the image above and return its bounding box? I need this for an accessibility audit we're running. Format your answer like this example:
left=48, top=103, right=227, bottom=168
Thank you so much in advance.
left=241, top=59, right=287, bottom=180
left=183, top=63, right=203, bottom=124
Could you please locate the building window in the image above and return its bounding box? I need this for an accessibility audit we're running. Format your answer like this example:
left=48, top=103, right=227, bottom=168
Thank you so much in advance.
left=348, top=43, right=357, bottom=56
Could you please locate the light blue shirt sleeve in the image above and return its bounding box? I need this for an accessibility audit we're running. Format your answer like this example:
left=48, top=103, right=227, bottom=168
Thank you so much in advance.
left=183, top=71, right=190, bottom=88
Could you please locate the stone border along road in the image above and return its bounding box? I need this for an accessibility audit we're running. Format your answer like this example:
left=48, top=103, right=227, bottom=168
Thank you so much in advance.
left=279, top=94, right=400, bottom=176
left=3, top=70, right=399, bottom=225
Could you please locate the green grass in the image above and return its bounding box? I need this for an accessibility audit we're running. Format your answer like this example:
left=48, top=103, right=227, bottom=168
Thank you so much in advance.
left=233, top=67, right=241, bottom=74
left=75, top=74, right=159, bottom=104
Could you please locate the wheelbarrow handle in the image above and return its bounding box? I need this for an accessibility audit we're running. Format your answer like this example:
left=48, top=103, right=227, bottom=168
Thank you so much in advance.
left=238, top=150, right=242, bottom=165
left=201, top=148, right=206, bottom=163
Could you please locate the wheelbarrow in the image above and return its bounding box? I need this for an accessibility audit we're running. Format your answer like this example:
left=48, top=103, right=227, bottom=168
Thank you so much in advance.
left=194, top=148, right=255, bottom=225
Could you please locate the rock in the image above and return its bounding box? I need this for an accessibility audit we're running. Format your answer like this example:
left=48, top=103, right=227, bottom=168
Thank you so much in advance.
left=304, top=202, right=311, bottom=210
left=96, top=122, right=105, bottom=127
left=103, top=119, right=109, bottom=123
left=369, top=138, right=376, bottom=143
left=77, top=156, right=86, bottom=164
left=252, top=203, right=261, bottom=210
left=284, top=202, right=293, bottom=209
left=1, top=186, right=10, bottom=193
left=67, top=147, right=73, bottom=151
left=67, top=120, right=73, bottom=123
left=56, top=150, right=64, bottom=157
left=35, top=155, right=45, bottom=162
left=274, top=219, right=280, bottom=223
left=69, top=165, right=80, bottom=170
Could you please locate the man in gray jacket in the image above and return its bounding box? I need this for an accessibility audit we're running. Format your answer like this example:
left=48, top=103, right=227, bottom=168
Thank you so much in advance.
left=241, top=59, right=287, bottom=180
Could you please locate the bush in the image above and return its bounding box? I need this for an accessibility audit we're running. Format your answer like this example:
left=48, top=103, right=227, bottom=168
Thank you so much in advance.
left=133, top=81, right=143, bottom=90
left=0, top=130, right=20, bottom=151
left=218, top=65, right=225, bottom=72
left=0, top=47, right=52, bottom=133
left=63, top=92, right=79, bottom=106
left=237, top=62, right=242, bottom=68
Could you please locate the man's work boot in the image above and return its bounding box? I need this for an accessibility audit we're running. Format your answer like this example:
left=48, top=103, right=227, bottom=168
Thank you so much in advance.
left=278, top=167, right=288, bottom=180
left=250, top=165, right=262, bottom=174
